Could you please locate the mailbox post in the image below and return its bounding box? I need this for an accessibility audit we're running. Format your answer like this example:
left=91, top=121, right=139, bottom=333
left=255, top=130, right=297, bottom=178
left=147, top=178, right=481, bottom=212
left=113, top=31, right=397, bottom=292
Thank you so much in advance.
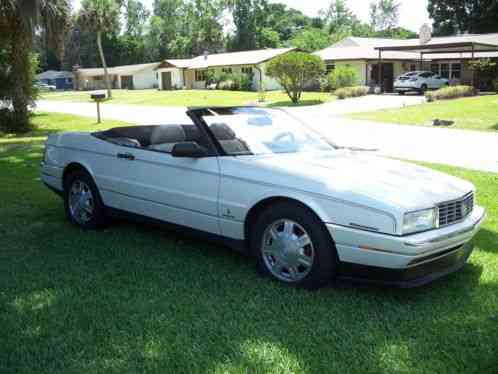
left=90, top=92, right=106, bottom=123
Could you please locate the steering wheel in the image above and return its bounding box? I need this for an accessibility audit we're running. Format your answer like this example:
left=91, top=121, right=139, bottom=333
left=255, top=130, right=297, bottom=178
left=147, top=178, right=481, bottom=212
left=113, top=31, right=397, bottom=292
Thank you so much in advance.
left=273, top=132, right=295, bottom=144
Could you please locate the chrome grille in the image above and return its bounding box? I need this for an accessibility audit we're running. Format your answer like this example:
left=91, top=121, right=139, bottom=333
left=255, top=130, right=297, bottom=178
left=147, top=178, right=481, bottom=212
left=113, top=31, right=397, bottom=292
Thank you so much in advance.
left=438, top=193, right=474, bottom=227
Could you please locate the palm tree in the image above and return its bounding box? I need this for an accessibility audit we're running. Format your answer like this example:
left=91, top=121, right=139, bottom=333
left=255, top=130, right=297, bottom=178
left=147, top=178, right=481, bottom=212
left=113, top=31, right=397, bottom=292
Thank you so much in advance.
left=78, top=0, right=120, bottom=99
left=0, top=0, right=70, bottom=132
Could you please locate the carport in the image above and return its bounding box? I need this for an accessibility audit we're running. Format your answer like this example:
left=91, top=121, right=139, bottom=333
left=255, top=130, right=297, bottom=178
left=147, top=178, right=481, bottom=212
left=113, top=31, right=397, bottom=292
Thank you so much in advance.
left=375, top=33, right=498, bottom=91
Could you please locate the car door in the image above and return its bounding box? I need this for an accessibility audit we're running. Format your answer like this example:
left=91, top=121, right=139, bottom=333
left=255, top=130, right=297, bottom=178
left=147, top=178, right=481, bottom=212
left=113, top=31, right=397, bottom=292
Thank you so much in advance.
left=97, top=126, right=222, bottom=236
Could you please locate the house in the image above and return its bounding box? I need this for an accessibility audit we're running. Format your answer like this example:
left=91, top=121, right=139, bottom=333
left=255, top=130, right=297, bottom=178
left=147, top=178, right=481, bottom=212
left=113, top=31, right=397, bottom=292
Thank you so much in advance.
left=156, top=48, right=296, bottom=91
left=37, top=70, right=74, bottom=90
left=75, top=62, right=160, bottom=91
left=315, top=33, right=498, bottom=92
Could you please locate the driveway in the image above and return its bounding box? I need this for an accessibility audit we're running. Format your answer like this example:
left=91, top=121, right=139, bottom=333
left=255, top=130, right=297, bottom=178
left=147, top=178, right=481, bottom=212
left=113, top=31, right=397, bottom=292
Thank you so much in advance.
left=35, top=96, right=498, bottom=173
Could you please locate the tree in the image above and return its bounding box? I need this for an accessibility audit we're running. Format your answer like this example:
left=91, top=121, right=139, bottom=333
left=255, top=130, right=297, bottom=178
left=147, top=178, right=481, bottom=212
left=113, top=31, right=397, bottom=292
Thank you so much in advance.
left=0, top=0, right=70, bottom=132
left=428, top=0, right=498, bottom=36
left=291, top=28, right=331, bottom=52
left=230, top=0, right=259, bottom=50
left=370, top=0, right=400, bottom=32
left=78, top=0, right=120, bottom=99
left=321, top=0, right=359, bottom=34
left=123, top=0, right=150, bottom=37
left=266, top=52, right=325, bottom=104
left=257, top=27, right=282, bottom=48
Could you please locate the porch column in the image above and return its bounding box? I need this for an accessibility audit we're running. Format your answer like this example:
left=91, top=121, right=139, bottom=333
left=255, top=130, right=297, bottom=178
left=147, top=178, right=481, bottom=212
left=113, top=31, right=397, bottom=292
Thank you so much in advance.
left=471, top=43, right=476, bottom=90
left=378, top=49, right=382, bottom=93
left=419, top=52, right=424, bottom=70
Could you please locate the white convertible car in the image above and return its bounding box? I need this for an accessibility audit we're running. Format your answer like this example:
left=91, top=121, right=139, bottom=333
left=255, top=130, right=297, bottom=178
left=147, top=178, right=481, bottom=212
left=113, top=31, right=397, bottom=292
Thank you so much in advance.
left=41, top=107, right=485, bottom=289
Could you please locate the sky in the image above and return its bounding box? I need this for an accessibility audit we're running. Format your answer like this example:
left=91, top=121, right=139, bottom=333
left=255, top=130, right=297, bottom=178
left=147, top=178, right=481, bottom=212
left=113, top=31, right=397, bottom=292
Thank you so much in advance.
left=72, top=0, right=432, bottom=33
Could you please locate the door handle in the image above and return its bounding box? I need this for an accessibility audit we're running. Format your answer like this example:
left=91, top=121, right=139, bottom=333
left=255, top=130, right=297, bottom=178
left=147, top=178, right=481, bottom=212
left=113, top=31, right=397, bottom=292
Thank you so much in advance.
left=117, top=152, right=135, bottom=160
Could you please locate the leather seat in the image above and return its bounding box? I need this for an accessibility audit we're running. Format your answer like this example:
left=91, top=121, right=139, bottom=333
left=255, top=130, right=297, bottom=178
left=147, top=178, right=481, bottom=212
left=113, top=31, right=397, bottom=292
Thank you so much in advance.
left=148, top=125, right=186, bottom=153
left=209, top=123, right=250, bottom=155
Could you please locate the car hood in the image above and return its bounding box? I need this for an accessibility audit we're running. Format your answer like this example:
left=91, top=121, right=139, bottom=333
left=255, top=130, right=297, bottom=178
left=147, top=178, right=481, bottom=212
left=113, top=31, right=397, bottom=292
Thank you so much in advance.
left=231, top=151, right=474, bottom=213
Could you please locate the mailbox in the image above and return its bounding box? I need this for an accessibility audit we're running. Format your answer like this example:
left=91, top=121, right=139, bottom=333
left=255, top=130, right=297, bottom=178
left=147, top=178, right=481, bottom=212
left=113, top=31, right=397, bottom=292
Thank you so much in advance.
left=91, top=92, right=106, bottom=101
left=90, top=91, right=107, bottom=123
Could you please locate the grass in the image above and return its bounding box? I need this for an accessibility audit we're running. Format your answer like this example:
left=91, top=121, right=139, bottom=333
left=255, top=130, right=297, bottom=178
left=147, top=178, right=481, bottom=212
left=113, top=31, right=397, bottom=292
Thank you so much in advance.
left=1, top=113, right=497, bottom=374
left=349, top=94, right=498, bottom=132
left=41, top=89, right=334, bottom=108
left=0, top=113, right=128, bottom=146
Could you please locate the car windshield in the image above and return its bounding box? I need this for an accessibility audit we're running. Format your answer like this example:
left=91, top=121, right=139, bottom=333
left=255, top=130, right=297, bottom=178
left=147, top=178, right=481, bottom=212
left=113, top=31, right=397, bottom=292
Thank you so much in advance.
left=199, top=107, right=336, bottom=156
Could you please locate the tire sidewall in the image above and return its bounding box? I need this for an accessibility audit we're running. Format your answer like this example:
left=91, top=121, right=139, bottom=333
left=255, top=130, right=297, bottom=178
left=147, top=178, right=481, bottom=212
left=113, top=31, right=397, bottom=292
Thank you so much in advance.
left=64, top=170, right=107, bottom=229
left=250, top=202, right=338, bottom=290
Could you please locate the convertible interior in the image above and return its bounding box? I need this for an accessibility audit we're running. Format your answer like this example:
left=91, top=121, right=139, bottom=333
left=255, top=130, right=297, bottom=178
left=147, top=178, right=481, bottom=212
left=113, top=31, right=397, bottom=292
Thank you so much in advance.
left=94, top=123, right=251, bottom=155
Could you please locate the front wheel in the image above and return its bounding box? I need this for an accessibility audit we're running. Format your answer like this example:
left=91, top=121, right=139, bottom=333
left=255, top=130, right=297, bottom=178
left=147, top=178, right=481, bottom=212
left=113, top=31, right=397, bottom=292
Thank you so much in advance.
left=250, top=202, right=338, bottom=290
left=64, top=170, right=108, bottom=229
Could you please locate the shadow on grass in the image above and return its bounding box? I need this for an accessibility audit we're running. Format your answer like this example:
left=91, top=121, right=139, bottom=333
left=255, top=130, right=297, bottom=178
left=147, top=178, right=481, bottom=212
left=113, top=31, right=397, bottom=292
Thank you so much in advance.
left=493, top=122, right=498, bottom=131
left=267, top=99, right=325, bottom=108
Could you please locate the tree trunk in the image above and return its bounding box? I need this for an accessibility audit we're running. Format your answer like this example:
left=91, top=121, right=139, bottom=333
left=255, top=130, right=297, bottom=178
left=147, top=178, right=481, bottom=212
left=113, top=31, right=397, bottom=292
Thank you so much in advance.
left=96, top=31, right=112, bottom=99
left=10, top=30, right=32, bottom=133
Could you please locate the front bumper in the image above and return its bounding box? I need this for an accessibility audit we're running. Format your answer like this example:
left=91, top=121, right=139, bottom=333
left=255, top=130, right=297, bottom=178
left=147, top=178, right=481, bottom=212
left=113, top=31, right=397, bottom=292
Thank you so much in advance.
left=394, top=86, right=420, bottom=91
left=327, top=206, right=485, bottom=287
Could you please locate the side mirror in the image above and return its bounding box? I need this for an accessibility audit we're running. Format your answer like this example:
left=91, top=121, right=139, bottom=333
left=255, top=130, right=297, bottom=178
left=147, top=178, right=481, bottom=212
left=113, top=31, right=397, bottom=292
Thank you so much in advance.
left=171, top=142, right=208, bottom=158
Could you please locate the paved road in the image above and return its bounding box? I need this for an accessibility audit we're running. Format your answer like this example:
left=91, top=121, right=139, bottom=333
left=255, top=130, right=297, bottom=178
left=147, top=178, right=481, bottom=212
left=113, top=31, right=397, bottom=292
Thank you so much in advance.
left=36, top=95, right=498, bottom=173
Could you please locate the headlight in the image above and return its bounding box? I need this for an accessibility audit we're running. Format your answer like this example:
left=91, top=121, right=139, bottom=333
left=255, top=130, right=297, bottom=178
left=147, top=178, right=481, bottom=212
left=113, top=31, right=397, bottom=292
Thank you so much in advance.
left=403, top=208, right=438, bottom=235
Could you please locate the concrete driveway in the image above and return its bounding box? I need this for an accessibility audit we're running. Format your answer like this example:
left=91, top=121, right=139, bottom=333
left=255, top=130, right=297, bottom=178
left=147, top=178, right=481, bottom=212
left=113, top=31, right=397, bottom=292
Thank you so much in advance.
left=35, top=95, right=498, bottom=173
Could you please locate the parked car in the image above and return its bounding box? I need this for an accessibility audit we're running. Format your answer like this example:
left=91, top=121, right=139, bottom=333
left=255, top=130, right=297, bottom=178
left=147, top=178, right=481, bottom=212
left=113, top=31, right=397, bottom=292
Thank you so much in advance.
left=36, top=82, right=56, bottom=92
left=41, top=107, right=485, bottom=289
left=394, top=71, right=449, bottom=95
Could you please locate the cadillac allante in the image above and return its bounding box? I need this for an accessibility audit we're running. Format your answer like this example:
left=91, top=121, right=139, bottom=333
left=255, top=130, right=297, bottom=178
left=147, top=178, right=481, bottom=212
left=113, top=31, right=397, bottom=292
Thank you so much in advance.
left=41, top=107, right=485, bottom=289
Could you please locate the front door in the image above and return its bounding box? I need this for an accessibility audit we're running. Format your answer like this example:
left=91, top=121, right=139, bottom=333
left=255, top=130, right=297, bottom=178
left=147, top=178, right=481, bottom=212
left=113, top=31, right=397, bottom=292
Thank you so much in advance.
left=162, top=72, right=172, bottom=90
left=371, top=63, right=394, bottom=92
left=95, top=125, right=221, bottom=235
left=121, top=75, right=134, bottom=90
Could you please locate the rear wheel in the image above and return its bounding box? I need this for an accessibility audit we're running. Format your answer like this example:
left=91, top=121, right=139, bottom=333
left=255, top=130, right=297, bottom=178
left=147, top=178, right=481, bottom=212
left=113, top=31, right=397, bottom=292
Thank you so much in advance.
left=250, top=202, right=338, bottom=290
left=64, top=170, right=108, bottom=229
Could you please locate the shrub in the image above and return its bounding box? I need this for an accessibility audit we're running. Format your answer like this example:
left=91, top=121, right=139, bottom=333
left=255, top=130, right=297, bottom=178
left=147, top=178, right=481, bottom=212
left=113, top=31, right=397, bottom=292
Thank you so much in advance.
left=493, top=79, right=498, bottom=93
left=328, top=66, right=359, bottom=90
left=335, top=86, right=369, bottom=100
left=214, top=72, right=253, bottom=91
left=425, top=85, right=474, bottom=102
left=266, top=52, right=325, bottom=103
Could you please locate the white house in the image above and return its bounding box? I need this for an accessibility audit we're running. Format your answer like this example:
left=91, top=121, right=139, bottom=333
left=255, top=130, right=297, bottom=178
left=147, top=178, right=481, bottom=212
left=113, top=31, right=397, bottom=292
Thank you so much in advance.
left=156, top=48, right=296, bottom=91
left=75, top=62, right=160, bottom=90
left=315, top=33, right=498, bottom=91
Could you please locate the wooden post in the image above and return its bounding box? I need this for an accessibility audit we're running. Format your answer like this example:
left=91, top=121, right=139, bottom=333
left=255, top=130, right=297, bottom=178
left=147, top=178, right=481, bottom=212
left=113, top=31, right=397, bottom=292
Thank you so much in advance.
left=96, top=101, right=101, bottom=124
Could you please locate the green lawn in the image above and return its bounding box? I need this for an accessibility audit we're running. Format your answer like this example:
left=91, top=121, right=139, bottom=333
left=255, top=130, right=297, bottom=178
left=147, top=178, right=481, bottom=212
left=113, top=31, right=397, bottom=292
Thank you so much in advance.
left=1, top=113, right=497, bottom=374
left=349, top=95, right=498, bottom=132
left=41, top=89, right=334, bottom=107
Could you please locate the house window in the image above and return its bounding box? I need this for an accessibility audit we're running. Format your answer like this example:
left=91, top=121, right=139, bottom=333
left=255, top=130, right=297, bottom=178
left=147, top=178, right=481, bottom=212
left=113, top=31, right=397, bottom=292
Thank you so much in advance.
left=195, top=70, right=207, bottom=81
left=222, top=67, right=232, bottom=74
left=241, top=67, right=253, bottom=75
left=451, top=63, right=461, bottom=79
left=326, top=64, right=335, bottom=73
left=430, top=64, right=439, bottom=74
left=410, top=64, right=417, bottom=71
left=440, top=63, right=450, bottom=79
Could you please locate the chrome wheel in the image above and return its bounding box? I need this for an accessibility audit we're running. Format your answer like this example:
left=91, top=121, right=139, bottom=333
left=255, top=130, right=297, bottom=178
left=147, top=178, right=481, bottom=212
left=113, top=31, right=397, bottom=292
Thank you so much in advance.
left=69, top=180, right=95, bottom=224
left=261, top=219, right=315, bottom=283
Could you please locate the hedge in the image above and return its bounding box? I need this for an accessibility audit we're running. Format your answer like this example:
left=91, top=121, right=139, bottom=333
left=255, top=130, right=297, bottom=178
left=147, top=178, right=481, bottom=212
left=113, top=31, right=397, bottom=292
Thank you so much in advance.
left=335, top=86, right=370, bottom=100
left=425, top=85, right=474, bottom=102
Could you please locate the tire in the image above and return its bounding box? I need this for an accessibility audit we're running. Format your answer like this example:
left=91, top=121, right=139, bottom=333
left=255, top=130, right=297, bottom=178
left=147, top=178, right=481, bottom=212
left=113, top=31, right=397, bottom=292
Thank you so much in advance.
left=64, top=170, right=108, bottom=229
left=420, top=84, right=428, bottom=94
left=250, top=202, right=338, bottom=290
left=398, top=91, right=405, bottom=95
